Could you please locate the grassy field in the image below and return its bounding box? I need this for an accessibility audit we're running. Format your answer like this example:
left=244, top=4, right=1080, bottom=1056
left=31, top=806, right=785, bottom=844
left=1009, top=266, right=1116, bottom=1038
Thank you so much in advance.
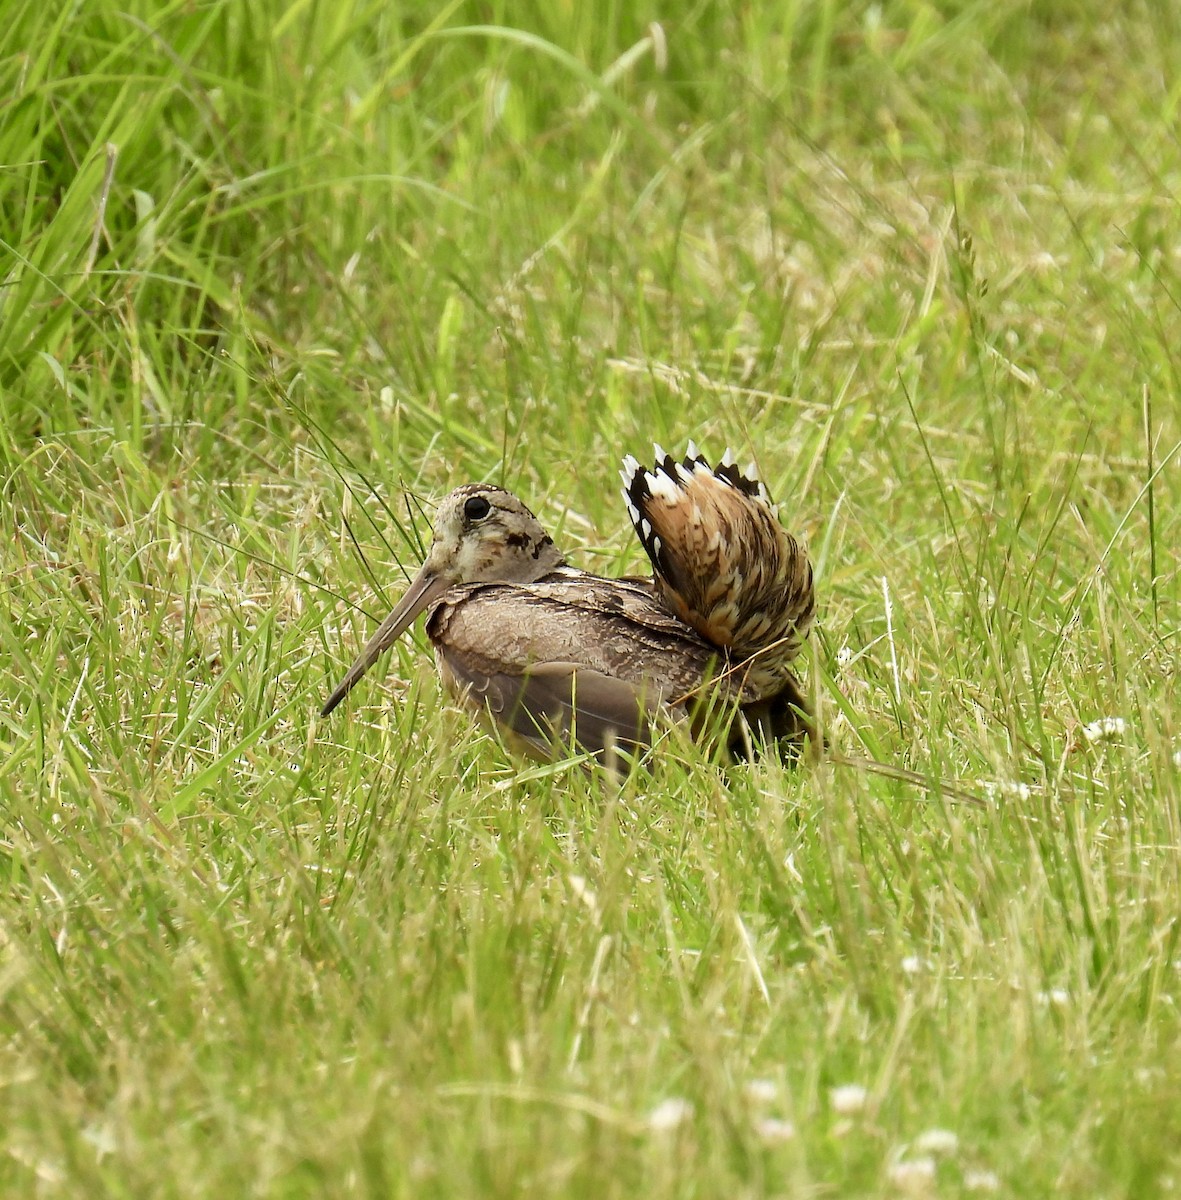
left=3, top=0, right=1180, bottom=1194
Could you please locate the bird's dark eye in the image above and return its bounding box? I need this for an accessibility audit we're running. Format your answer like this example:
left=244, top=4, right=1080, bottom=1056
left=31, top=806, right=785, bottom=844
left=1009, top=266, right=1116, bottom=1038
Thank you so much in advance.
left=464, top=495, right=491, bottom=522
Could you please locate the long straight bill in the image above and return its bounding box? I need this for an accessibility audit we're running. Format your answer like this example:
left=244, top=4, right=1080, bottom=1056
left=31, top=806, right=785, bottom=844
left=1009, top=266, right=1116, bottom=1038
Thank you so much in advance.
left=320, top=566, right=452, bottom=716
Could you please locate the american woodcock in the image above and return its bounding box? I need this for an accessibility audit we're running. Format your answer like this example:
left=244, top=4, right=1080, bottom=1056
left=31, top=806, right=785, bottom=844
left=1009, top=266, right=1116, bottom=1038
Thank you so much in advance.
left=321, top=447, right=816, bottom=760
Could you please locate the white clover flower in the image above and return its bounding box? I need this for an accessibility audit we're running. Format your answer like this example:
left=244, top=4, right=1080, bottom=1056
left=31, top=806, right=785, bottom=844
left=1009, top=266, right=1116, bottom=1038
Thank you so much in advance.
left=754, top=1117, right=796, bottom=1144
left=81, top=1122, right=117, bottom=1160
left=914, top=1128, right=959, bottom=1155
left=1036, top=987, right=1070, bottom=1007
left=980, top=779, right=1031, bottom=801
left=964, top=1168, right=1001, bottom=1192
left=1081, top=716, right=1127, bottom=743
left=901, top=955, right=925, bottom=976
left=648, top=1097, right=693, bottom=1131
left=830, top=1083, right=868, bottom=1114
left=887, top=1157, right=936, bottom=1192
left=744, top=1079, right=779, bottom=1105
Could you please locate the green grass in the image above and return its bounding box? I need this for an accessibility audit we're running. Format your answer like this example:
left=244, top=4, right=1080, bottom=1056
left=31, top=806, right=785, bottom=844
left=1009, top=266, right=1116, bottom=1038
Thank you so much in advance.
left=2, top=0, right=1180, bottom=1194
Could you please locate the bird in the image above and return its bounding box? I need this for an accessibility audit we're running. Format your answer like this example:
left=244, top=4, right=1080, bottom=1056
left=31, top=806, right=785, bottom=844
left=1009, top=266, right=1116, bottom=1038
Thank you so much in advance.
left=320, top=449, right=817, bottom=762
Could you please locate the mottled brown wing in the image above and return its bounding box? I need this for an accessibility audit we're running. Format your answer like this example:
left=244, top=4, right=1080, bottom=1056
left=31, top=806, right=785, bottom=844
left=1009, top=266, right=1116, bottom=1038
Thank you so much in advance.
left=437, top=653, right=664, bottom=758
left=431, top=576, right=739, bottom=699
left=424, top=576, right=749, bottom=755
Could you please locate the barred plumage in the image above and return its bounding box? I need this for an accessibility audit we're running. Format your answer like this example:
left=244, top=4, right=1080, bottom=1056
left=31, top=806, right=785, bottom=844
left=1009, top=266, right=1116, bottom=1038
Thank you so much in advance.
left=620, top=444, right=815, bottom=697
